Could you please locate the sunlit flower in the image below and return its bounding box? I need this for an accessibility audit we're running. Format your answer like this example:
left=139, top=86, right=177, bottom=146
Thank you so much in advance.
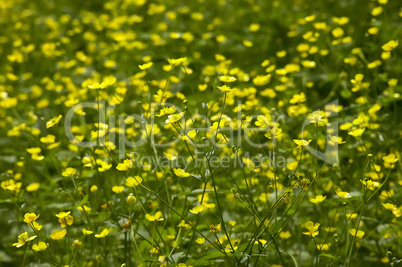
left=310, top=195, right=326, bottom=204
left=146, top=211, right=164, bottom=222
left=95, top=228, right=110, bottom=238
left=293, top=139, right=312, bottom=148
left=173, top=168, right=190, bottom=177
left=32, top=241, right=48, bottom=251
left=165, top=112, right=185, bottom=124
left=349, top=228, right=365, bottom=238
left=50, top=229, right=67, bottom=240
left=335, top=188, right=351, bottom=198
left=12, top=232, right=37, bottom=248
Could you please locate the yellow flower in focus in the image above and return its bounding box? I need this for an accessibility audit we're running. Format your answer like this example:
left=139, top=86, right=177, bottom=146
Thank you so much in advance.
left=23, top=213, right=40, bottom=224
left=349, top=228, right=365, bottom=238
left=12, top=232, right=37, bottom=248
left=190, top=203, right=205, bottom=214
left=156, top=107, right=176, bottom=117
left=173, top=168, right=190, bottom=177
left=303, top=221, right=320, bottom=237
left=310, top=195, right=326, bottom=204
left=46, top=115, right=62, bottom=128
left=50, top=229, right=67, bottom=240
left=125, top=176, right=143, bottom=187
left=95, top=228, right=110, bottom=238
left=293, top=139, right=312, bottom=148
left=165, top=112, right=185, bottom=124
left=146, top=211, right=164, bottom=222
left=116, top=159, right=133, bottom=171
left=56, top=211, right=73, bottom=228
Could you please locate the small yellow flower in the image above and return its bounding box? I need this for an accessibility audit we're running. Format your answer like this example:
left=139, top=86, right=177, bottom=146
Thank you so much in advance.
left=303, top=221, right=320, bottom=237
left=279, top=231, right=292, bottom=239
left=88, top=76, right=116, bottom=90
left=329, top=135, right=346, bottom=145
left=196, top=237, right=206, bottom=244
left=349, top=228, right=365, bottom=238
left=82, top=228, right=93, bottom=235
left=335, top=188, right=351, bottom=199
left=112, top=186, right=125, bottom=194
left=50, top=229, right=67, bottom=240
left=46, top=115, right=62, bottom=128
left=173, top=168, right=190, bottom=177
left=26, top=183, right=40, bottom=192
left=165, top=112, right=185, bottom=124
left=127, top=193, right=137, bottom=205
left=32, top=241, right=48, bottom=251
left=62, top=167, right=77, bottom=177
left=382, top=40, right=398, bottom=51
left=189, top=203, right=205, bottom=214
left=156, top=107, right=176, bottom=117
left=210, top=223, right=221, bottom=232
left=12, top=232, right=37, bottom=248
left=216, top=85, right=233, bottom=93
left=56, top=211, right=73, bottom=228
left=167, top=57, right=187, bottom=67
left=125, top=176, right=143, bottom=187
left=116, top=159, right=133, bottom=171
left=23, top=213, right=40, bottom=224
left=348, top=128, right=365, bottom=137
left=146, top=211, right=164, bottom=222
left=95, top=228, right=110, bottom=238
left=138, top=62, right=153, bottom=70
left=382, top=153, right=398, bottom=169
left=218, top=75, right=237, bottom=83
left=310, top=195, right=327, bottom=204
left=293, top=139, right=312, bottom=148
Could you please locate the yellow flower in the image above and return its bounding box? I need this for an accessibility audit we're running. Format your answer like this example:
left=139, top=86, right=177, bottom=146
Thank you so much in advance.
left=56, top=211, right=73, bottom=228
left=303, top=221, right=320, bottom=237
left=196, top=237, right=206, bottom=244
left=62, top=167, right=77, bottom=177
left=26, top=183, right=40, bottom=192
left=310, top=195, right=326, bottom=204
left=82, top=228, right=93, bottom=235
left=335, top=188, right=351, bottom=199
left=329, top=135, right=346, bottom=145
left=210, top=223, right=221, bottom=232
left=50, top=229, right=67, bottom=240
left=216, top=85, right=233, bottom=93
left=116, top=159, right=133, bottom=171
left=190, top=203, right=205, bottom=214
left=77, top=205, right=91, bottom=213
left=32, top=241, right=48, bottom=251
left=112, top=186, right=125, bottom=193
left=173, top=168, right=190, bottom=177
left=95, top=228, right=110, bottom=238
left=138, top=62, right=153, bottom=70
left=349, top=228, right=365, bottom=238
left=46, top=115, right=62, bottom=128
left=293, top=139, right=312, bottom=148
left=218, top=75, right=237, bottom=83
left=167, top=57, right=187, bottom=67
left=127, top=193, right=137, bottom=205
left=279, top=231, right=292, bottom=239
left=146, top=211, right=164, bottom=222
left=316, top=243, right=331, bottom=251
left=348, top=128, right=365, bottom=137
left=88, top=76, right=116, bottom=90
left=382, top=153, right=398, bottom=169
left=382, top=40, right=398, bottom=51
left=23, top=213, right=40, bottom=224
left=165, top=112, right=185, bottom=124
left=125, top=176, right=143, bottom=187
left=156, top=107, right=176, bottom=117
left=12, top=232, right=37, bottom=248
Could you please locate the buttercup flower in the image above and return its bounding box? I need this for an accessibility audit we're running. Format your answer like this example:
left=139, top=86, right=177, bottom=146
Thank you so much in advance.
left=12, top=232, right=37, bottom=248
left=303, top=221, right=320, bottom=237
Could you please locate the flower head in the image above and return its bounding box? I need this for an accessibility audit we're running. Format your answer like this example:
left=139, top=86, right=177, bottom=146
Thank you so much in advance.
left=12, top=232, right=37, bottom=248
left=293, top=139, right=312, bottom=148
left=218, top=75, right=237, bottom=83
left=165, top=112, right=185, bottom=124
left=23, top=213, right=39, bottom=224
left=303, top=221, right=320, bottom=237
left=173, top=168, right=190, bottom=177
left=382, top=153, right=398, bottom=169
left=335, top=188, right=351, bottom=199
left=146, top=211, right=164, bottom=222
left=349, top=228, right=365, bottom=238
